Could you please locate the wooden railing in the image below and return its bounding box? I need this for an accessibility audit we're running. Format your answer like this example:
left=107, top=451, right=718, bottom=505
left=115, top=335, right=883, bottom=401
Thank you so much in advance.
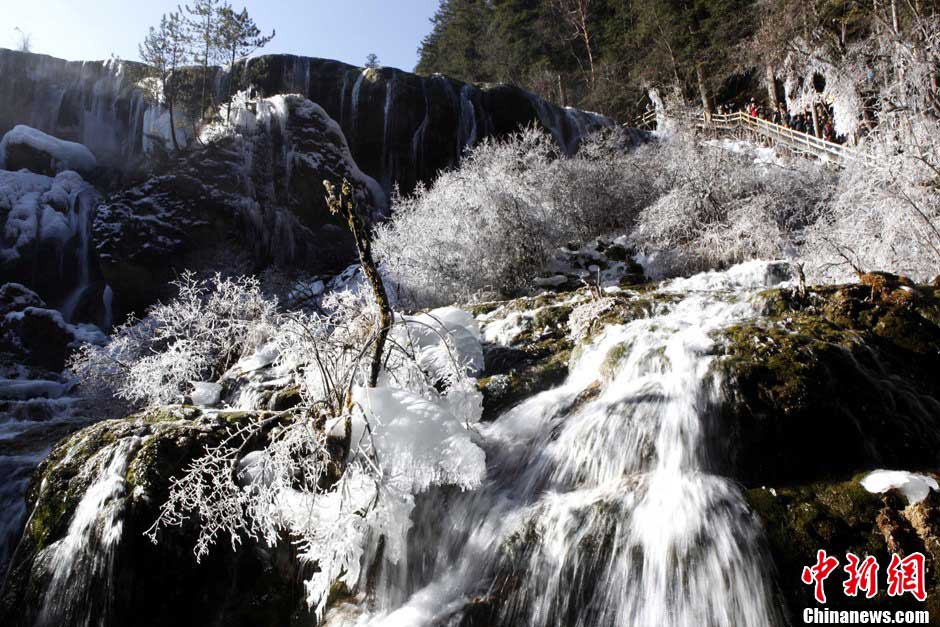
left=634, top=110, right=865, bottom=166
left=703, top=112, right=862, bottom=164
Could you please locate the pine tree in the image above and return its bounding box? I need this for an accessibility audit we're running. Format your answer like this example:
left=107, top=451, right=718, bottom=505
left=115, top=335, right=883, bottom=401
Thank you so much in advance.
left=217, top=5, right=275, bottom=122
left=185, top=0, right=224, bottom=118
left=139, top=11, right=190, bottom=151
left=365, top=53, right=381, bottom=69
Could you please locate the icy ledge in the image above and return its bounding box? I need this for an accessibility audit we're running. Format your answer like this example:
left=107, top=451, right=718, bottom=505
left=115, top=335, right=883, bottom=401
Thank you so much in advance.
left=860, top=470, right=939, bottom=505
left=0, top=125, right=97, bottom=175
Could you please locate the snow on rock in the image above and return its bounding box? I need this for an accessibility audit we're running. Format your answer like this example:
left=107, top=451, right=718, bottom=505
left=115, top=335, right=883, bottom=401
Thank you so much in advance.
left=0, top=285, right=106, bottom=371
left=95, top=93, right=384, bottom=313
left=0, top=125, right=97, bottom=176
left=0, top=169, right=100, bottom=306
left=204, top=93, right=387, bottom=216
left=190, top=382, right=222, bottom=407
left=861, top=470, right=940, bottom=505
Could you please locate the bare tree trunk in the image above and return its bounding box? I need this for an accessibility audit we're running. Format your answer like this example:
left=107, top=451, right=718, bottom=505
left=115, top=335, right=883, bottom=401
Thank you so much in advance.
left=324, top=181, right=393, bottom=390
left=765, top=64, right=779, bottom=112
left=810, top=101, right=821, bottom=137
left=696, top=63, right=713, bottom=119
left=168, top=95, right=181, bottom=152
left=225, top=50, right=237, bottom=123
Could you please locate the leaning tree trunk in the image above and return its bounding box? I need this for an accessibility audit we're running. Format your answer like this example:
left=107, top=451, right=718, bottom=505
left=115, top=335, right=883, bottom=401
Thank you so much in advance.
left=696, top=63, right=713, bottom=120
left=324, top=180, right=393, bottom=390
left=167, top=95, right=181, bottom=152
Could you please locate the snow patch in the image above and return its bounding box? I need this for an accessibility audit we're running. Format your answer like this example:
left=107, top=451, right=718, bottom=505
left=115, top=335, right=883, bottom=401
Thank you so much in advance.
left=0, top=125, right=97, bottom=175
left=861, top=470, right=939, bottom=505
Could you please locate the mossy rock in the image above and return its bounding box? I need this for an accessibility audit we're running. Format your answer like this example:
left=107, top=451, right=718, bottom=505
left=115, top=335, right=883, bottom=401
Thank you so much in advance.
left=0, top=410, right=314, bottom=627
left=715, top=282, right=940, bottom=486
left=749, top=477, right=939, bottom=621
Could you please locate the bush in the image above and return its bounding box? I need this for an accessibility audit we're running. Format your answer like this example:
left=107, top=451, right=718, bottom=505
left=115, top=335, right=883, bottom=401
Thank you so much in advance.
left=376, top=126, right=833, bottom=307
left=630, top=135, right=832, bottom=276
left=69, top=272, right=277, bottom=407
left=374, top=127, right=647, bottom=308
left=802, top=117, right=940, bottom=283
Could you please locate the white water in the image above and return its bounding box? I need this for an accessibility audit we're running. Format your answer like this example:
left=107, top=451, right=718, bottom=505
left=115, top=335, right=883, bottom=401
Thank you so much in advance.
left=35, top=436, right=142, bottom=627
left=59, top=183, right=96, bottom=323
left=329, top=261, right=790, bottom=627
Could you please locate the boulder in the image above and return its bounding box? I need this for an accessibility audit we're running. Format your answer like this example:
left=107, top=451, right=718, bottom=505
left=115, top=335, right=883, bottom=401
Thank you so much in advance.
left=0, top=125, right=97, bottom=177
left=94, top=94, right=383, bottom=315
left=749, top=476, right=940, bottom=621
left=0, top=408, right=316, bottom=627
left=714, top=282, right=940, bottom=486
left=0, top=169, right=101, bottom=308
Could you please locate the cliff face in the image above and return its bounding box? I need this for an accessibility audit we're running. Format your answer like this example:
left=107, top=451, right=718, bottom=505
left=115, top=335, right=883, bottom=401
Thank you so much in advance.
left=0, top=50, right=165, bottom=172
left=0, top=50, right=613, bottom=195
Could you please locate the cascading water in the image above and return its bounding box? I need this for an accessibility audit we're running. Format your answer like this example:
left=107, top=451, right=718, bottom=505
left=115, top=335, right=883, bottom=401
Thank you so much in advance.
left=59, top=182, right=96, bottom=323
left=329, top=261, right=791, bottom=627
left=34, top=436, right=142, bottom=627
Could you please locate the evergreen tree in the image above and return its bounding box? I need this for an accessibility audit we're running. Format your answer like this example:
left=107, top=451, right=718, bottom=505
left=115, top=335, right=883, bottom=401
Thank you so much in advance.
left=139, top=10, right=190, bottom=152
left=217, top=5, right=275, bottom=121
left=416, top=0, right=494, bottom=83
left=185, top=0, right=224, bottom=118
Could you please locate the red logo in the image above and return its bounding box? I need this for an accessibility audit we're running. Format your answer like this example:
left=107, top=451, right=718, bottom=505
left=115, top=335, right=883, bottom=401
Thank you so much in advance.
left=843, top=552, right=879, bottom=598
left=802, top=549, right=840, bottom=603
left=886, top=552, right=927, bottom=602
left=802, top=551, right=927, bottom=603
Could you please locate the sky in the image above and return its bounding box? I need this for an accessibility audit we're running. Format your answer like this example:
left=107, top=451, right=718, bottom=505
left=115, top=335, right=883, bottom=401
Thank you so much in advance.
left=0, top=0, right=441, bottom=72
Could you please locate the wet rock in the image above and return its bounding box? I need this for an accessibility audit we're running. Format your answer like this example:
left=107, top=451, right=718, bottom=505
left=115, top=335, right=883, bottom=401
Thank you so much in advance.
left=716, top=282, right=940, bottom=486
left=748, top=477, right=940, bottom=621
left=94, top=95, right=380, bottom=315
left=0, top=408, right=314, bottom=627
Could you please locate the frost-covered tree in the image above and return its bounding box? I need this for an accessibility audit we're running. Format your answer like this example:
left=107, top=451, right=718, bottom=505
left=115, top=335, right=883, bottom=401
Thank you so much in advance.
left=69, top=272, right=276, bottom=407
left=13, top=27, right=32, bottom=53
left=139, top=11, right=190, bottom=151
left=376, top=126, right=650, bottom=306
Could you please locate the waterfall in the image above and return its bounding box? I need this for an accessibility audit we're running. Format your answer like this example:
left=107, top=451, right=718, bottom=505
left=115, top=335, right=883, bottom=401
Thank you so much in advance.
left=0, top=379, right=89, bottom=578
left=59, top=183, right=96, bottom=323
left=382, top=77, right=398, bottom=189
left=101, top=285, right=114, bottom=330
left=330, top=261, right=790, bottom=626
left=35, top=436, right=142, bottom=627
left=349, top=71, right=367, bottom=148
left=458, top=84, right=478, bottom=157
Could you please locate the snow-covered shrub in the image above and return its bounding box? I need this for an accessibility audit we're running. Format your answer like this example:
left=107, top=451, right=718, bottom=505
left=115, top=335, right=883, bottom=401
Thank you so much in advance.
left=375, top=127, right=647, bottom=308
left=125, top=275, right=486, bottom=619
left=630, top=135, right=832, bottom=275
left=69, top=272, right=277, bottom=406
left=802, top=117, right=940, bottom=282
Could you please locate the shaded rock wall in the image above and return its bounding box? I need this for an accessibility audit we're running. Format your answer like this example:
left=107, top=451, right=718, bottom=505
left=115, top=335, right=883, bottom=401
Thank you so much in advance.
left=0, top=409, right=313, bottom=627
left=93, top=94, right=382, bottom=315
left=0, top=50, right=614, bottom=195
left=0, top=50, right=165, bottom=172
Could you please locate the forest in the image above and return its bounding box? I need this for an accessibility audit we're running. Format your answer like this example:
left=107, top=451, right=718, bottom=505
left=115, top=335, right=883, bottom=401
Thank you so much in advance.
left=416, top=0, right=940, bottom=129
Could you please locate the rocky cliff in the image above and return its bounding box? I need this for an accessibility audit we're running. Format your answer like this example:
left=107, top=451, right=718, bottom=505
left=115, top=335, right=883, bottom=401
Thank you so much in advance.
left=0, top=49, right=613, bottom=195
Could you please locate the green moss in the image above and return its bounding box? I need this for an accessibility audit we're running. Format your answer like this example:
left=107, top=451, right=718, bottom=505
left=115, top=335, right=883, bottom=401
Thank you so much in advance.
left=25, top=421, right=124, bottom=550
left=599, top=342, right=629, bottom=381
left=715, top=281, right=940, bottom=486
left=747, top=476, right=940, bottom=620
